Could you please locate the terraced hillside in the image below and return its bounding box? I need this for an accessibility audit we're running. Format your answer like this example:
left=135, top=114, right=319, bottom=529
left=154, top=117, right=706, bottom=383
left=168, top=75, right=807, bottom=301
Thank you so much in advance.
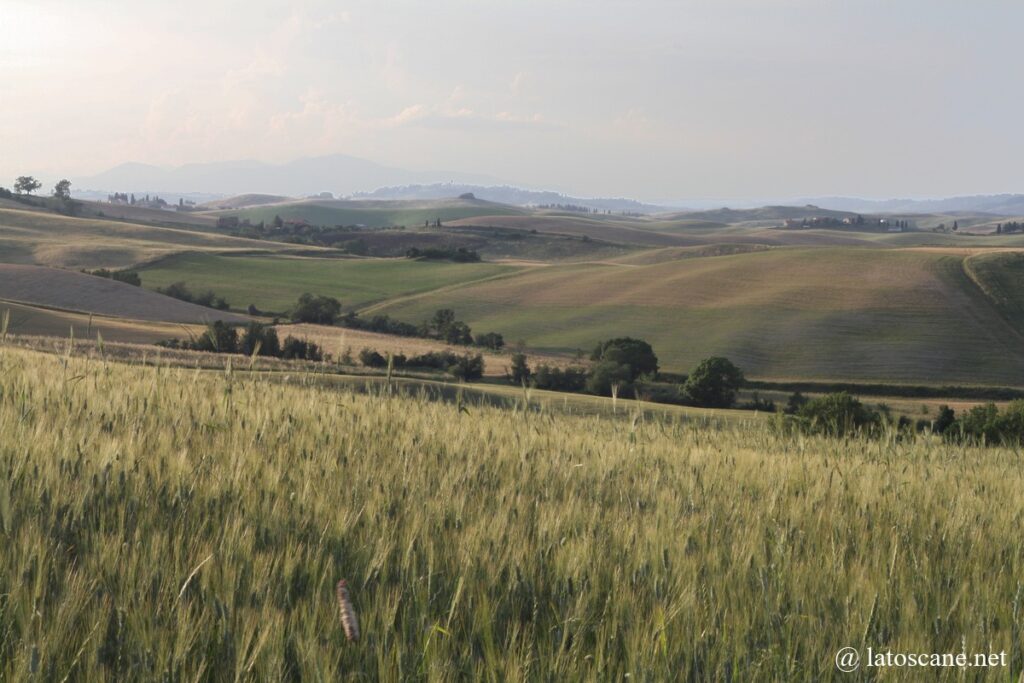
left=363, top=246, right=1024, bottom=385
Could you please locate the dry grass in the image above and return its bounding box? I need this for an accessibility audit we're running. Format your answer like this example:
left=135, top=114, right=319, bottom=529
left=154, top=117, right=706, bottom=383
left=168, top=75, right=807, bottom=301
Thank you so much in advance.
left=0, top=345, right=1021, bottom=680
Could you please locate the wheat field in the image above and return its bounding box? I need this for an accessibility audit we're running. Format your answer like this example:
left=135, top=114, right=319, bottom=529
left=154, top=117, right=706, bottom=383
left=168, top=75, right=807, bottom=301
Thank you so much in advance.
left=0, top=346, right=1022, bottom=680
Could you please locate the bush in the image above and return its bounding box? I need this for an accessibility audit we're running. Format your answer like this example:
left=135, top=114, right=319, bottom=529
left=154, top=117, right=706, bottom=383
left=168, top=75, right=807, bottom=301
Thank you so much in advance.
left=684, top=357, right=745, bottom=409
left=239, top=323, right=280, bottom=357
left=158, top=281, right=228, bottom=309
left=474, top=331, right=504, bottom=350
left=450, top=353, right=485, bottom=381
left=797, top=393, right=880, bottom=437
left=85, top=268, right=141, bottom=286
left=281, top=336, right=323, bottom=361
left=191, top=321, right=238, bottom=354
left=948, top=401, right=1024, bottom=444
left=291, top=293, right=342, bottom=325
left=533, top=364, right=588, bottom=392
left=585, top=361, right=634, bottom=396
left=359, top=348, right=388, bottom=368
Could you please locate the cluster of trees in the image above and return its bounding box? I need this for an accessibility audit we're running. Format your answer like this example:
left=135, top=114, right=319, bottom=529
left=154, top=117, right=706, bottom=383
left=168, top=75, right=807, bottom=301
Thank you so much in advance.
left=340, top=311, right=420, bottom=337
left=358, top=348, right=484, bottom=380
left=84, top=268, right=141, bottom=286
left=158, top=322, right=323, bottom=360
left=780, top=393, right=1024, bottom=444
left=508, top=339, right=748, bottom=409
left=404, top=246, right=481, bottom=262
left=288, top=295, right=505, bottom=351
left=2, top=177, right=77, bottom=214
left=996, top=222, right=1023, bottom=234
left=107, top=192, right=168, bottom=209
left=932, top=401, right=1024, bottom=444
left=157, top=282, right=229, bottom=310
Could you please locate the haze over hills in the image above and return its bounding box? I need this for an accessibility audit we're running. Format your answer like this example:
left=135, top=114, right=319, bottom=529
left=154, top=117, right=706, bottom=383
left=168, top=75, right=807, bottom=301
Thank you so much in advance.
left=73, top=154, right=505, bottom=198
left=352, top=184, right=666, bottom=213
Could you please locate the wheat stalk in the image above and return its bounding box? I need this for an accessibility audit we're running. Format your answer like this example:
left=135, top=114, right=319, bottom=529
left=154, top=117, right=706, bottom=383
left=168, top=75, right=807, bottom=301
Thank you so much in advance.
left=336, top=579, right=359, bottom=642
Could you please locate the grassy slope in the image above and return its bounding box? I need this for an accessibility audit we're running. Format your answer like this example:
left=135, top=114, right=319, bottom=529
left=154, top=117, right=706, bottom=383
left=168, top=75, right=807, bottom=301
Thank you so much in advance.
left=0, top=301, right=205, bottom=343
left=0, top=265, right=247, bottom=323
left=137, top=252, right=522, bottom=313
left=216, top=197, right=526, bottom=229
left=2, top=347, right=1022, bottom=679
left=0, top=207, right=299, bottom=269
left=964, top=250, right=1024, bottom=335
left=366, top=246, right=1024, bottom=385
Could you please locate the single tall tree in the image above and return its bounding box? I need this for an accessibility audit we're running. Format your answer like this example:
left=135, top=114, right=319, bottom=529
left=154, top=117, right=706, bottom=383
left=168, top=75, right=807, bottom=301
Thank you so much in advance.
left=53, top=179, right=71, bottom=201
left=14, top=176, right=41, bottom=195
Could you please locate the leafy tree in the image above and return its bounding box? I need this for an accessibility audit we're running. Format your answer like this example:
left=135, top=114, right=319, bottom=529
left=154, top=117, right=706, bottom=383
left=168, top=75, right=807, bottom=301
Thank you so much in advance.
left=591, top=337, right=658, bottom=380
left=430, top=309, right=457, bottom=336
left=443, top=321, right=473, bottom=345
left=684, top=357, right=745, bottom=408
left=509, top=353, right=530, bottom=384
left=53, top=179, right=72, bottom=200
left=291, top=293, right=342, bottom=325
left=14, top=176, right=41, bottom=195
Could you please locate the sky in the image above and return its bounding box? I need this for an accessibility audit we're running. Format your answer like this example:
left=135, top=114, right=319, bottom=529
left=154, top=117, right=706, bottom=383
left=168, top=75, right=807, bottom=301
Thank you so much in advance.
left=1, top=0, right=1022, bottom=202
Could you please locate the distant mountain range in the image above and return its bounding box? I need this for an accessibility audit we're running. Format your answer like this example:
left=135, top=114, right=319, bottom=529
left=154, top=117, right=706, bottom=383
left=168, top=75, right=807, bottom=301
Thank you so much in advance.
left=71, top=153, right=1024, bottom=217
left=662, top=195, right=1024, bottom=215
left=796, top=195, right=1024, bottom=215
left=352, top=184, right=665, bottom=213
left=74, top=154, right=504, bottom=198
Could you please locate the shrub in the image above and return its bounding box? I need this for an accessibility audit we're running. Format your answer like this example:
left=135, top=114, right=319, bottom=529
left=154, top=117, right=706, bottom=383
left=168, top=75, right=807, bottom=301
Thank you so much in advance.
left=533, top=364, right=588, bottom=392
left=450, top=353, right=485, bottom=381
left=797, top=393, right=880, bottom=437
left=474, top=331, right=505, bottom=350
left=359, top=348, right=388, bottom=368
left=585, top=361, right=634, bottom=396
left=239, top=323, right=281, bottom=357
left=281, top=336, right=323, bottom=361
left=191, top=321, right=239, bottom=354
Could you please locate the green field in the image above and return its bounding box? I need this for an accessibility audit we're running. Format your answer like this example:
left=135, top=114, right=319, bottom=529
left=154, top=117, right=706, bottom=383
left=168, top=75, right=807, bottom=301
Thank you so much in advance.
left=2, top=346, right=1022, bottom=679
left=364, top=246, right=1024, bottom=385
left=137, top=252, right=522, bottom=312
left=220, top=197, right=526, bottom=229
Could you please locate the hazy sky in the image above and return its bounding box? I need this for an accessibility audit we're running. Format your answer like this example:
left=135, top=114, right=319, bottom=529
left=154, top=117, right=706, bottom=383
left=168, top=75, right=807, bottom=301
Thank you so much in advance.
left=2, top=0, right=1022, bottom=201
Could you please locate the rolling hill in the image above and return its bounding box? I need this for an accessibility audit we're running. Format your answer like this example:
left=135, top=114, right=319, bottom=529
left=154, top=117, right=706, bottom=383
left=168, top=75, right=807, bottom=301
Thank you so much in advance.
left=360, top=246, right=1024, bottom=385
left=0, top=206, right=304, bottom=269
left=216, top=196, right=527, bottom=229
left=136, top=252, right=522, bottom=313
left=0, top=264, right=247, bottom=323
